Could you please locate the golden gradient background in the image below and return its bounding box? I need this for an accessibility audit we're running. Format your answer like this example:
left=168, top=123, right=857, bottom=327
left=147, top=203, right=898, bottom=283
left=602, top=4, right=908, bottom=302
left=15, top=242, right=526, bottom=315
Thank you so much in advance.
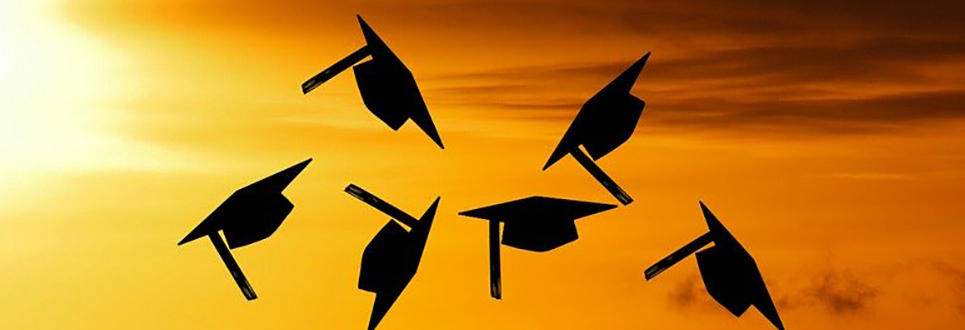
left=2, top=0, right=965, bottom=329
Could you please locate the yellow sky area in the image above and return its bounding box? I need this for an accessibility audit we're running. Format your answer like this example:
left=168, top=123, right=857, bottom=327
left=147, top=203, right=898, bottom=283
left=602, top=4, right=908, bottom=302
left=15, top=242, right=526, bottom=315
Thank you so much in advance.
left=2, top=0, right=965, bottom=329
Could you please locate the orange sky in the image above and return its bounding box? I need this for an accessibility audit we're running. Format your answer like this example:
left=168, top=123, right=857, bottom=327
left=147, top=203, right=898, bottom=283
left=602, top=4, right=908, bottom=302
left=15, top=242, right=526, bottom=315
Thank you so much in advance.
left=2, top=0, right=965, bottom=329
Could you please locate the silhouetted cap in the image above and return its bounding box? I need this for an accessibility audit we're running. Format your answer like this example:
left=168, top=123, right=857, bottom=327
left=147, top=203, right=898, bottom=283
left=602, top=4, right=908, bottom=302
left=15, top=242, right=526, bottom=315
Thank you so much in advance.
left=178, top=158, right=311, bottom=300
left=460, top=196, right=616, bottom=251
left=645, top=201, right=785, bottom=330
left=346, top=184, right=439, bottom=330
left=301, top=15, right=444, bottom=149
left=460, top=196, right=616, bottom=299
left=696, top=202, right=784, bottom=330
left=179, top=158, right=312, bottom=248
left=544, top=53, right=650, bottom=170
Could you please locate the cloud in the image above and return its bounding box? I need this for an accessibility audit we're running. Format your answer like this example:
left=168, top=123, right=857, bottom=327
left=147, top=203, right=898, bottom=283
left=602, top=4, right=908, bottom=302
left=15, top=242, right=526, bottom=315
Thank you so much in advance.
left=666, top=272, right=711, bottom=310
left=429, top=55, right=965, bottom=137
left=928, top=262, right=965, bottom=314
left=409, top=1, right=965, bottom=138
left=827, top=173, right=915, bottom=181
left=652, top=90, right=965, bottom=136
left=667, top=267, right=881, bottom=317
left=64, top=0, right=965, bottom=141
left=802, top=271, right=880, bottom=314
left=99, top=0, right=964, bottom=42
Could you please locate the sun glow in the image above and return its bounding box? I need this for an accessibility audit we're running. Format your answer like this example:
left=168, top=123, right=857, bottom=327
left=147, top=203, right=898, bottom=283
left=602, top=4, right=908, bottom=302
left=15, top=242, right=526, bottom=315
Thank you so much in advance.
left=0, top=0, right=138, bottom=174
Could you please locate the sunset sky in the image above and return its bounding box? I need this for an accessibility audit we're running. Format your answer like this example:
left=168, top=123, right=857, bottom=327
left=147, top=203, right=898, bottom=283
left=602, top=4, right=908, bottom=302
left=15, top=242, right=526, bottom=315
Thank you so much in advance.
left=2, top=0, right=965, bottom=329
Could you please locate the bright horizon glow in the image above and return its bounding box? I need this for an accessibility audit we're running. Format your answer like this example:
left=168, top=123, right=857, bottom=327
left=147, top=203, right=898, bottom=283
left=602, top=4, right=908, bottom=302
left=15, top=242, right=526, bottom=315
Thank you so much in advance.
left=0, top=0, right=184, bottom=176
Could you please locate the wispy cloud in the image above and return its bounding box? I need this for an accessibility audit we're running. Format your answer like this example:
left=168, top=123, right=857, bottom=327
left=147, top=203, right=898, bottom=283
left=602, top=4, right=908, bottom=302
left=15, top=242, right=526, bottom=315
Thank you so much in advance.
left=665, top=272, right=715, bottom=310
left=828, top=173, right=916, bottom=181
left=800, top=271, right=880, bottom=314
left=928, top=262, right=965, bottom=314
left=65, top=0, right=965, bottom=141
left=666, top=267, right=881, bottom=317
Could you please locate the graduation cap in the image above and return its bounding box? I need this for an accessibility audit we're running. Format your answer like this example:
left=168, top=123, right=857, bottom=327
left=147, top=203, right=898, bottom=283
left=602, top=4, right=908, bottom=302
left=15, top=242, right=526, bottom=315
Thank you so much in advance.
left=178, top=158, right=312, bottom=300
left=345, top=184, right=439, bottom=330
left=543, top=53, right=651, bottom=205
left=459, top=196, right=616, bottom=299
left=645, top=201, right=785, bottom=330
left=301, top=15, right=444, bottom=149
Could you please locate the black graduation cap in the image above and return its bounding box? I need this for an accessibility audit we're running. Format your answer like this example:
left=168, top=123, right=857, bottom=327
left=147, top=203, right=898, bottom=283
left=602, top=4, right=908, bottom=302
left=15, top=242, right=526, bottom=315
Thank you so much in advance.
left=459, top=196, right=616, bottom=299
left=543, top=53, right=651, bottom=205
left=178, top=158, right=312, bottom=300
left=645, top=201, right=785, bottom=330
left=345, top=184, right=439, bottom=330
left=301, top=15, right=444, bottom=149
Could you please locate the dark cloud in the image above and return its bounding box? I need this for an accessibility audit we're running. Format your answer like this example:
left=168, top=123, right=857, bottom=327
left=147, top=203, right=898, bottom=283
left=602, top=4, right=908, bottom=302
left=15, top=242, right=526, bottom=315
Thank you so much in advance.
left=68, top=0, right=965, bottom=53
left=651, top=38, right=965, bottom=85
left=66, top=0, right=965, bottom=139
left=667, top=268, right=880, bottom=317
left=650, top=90, right=965, bottom=136
left=803, top=271, right=880, bottom=314
left=429, top=35, right=961, bottom=87
left=666, top=273, right=710, bottom=310
left=408, top=1, right=965, bottom=138
left=929, top=262, right=965, bottom=314
left=426, top=37, right=965, bottom=137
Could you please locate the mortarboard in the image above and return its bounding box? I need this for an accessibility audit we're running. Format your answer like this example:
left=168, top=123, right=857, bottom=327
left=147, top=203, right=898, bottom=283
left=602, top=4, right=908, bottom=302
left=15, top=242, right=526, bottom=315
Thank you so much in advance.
left=459, top=196, right=616, bottom=299
left=178, top=158, right=312, bottom=300
left=302, top=15, right=443, bottom=149
left=645, top=201, right=785, bottom=330
left=345, top=184, right=439, bottom=330
left=543, top=53, right=651, bottom=205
